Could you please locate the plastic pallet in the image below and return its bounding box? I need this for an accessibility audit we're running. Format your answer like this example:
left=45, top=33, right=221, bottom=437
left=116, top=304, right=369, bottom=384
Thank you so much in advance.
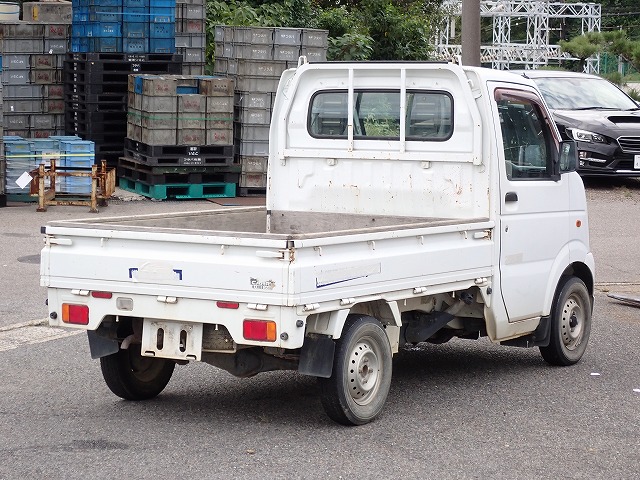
left=64, top=59, right=183, bottom=76
left=5, top=193, right=37, bottom=203
left=119, top=156, right=240, bottom=174
left=66, top=52, right=183, bottom=62
left=122, top=147, right=233, bottom=167
left=64, top=82, right=129, bottom=96
left=124, top=137, right=234, bottom=158
left=118, top=162, right=240, bottom=185
left=238, top=186, right=267, bottom=197
left=118, top=176, right=237, bottom=200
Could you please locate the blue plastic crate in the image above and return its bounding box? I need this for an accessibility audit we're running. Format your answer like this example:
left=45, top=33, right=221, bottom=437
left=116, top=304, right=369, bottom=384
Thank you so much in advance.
left=88, top=22, right=122, bottom=37
left=149, top=0, right=174, bottom=6
left=70, top=37, right=88, bottom=52
left=149, top=22, right=174, bottom=38
left=92, top=37, right=123, bottom=52
left=31, top=139, right=57, bottom=150
left=149, top=6, right=174, bottom=22
left=71, top=24, right=89, bottom=37
left=0, top=55, right=3, bottom=73
left=59, top=140, right=95, bottom=153
left=123, top=37, right=148, bottom=53
left=62, top=177, right=92, bottom=194
left=4, top=141, right=32, bottom=154
left=122, top=7, right=148, bottom=22
left=63, top=155, right=95, bottom=168
left=123, top=21, right=148, bottom=38
left=92, top=6, right=123, bottom=22
left=123, top=0, right=149, bottom=7
left=176, top=85, right=198, bottom=94
left=149, top=38, right=175, bottom=53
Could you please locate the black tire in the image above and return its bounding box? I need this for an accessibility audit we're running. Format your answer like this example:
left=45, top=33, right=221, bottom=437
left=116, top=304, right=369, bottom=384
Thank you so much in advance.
left=540, top=276, right=592, bottom=366
left=100, top=344, right=175, bottom=400
left=319, top=314, right=393, bottom=426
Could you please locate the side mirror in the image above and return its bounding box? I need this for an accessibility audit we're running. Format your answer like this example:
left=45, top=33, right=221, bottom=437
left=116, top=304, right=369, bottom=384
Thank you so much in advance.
left=559, top=140, right=577, bottom=173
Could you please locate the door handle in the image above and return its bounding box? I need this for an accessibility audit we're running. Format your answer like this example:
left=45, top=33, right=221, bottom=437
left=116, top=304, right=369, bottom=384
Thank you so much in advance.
left=505, top=192, right=518, bottom=202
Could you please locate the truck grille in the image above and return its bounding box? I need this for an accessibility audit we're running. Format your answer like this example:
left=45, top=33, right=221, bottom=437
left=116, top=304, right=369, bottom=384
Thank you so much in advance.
left=617, top=136, right=640, bottom=153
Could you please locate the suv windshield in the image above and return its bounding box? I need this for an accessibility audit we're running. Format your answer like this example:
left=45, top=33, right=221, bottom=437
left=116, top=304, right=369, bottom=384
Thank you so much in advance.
left=534, top=76, right=638, bottom=111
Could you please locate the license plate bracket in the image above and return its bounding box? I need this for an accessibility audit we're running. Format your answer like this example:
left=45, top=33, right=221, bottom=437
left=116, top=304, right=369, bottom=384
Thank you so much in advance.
left=141, top=319, right=203, bottom=361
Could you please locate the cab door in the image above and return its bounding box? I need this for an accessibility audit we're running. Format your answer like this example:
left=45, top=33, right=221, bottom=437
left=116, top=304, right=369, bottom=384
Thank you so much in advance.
left=492, top=86, right=570, bottom=322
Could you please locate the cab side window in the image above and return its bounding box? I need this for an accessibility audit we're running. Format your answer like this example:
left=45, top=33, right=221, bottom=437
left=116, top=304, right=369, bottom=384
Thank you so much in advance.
left=495, top=90, right=555, bottom=180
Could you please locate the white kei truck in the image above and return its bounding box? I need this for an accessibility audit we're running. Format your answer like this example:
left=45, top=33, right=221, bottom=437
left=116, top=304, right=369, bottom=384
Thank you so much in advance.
left=41, top=61, right=595, bottom=426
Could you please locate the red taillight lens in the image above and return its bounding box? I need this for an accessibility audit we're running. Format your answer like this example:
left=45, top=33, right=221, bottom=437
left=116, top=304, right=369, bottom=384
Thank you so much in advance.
left=243, top=320, right=276, bottom=342
left=91, top=291, right=113, bottom=299
left=216, top=301, right=239, bottom=309
left=61, top=304, right=89, bottom=325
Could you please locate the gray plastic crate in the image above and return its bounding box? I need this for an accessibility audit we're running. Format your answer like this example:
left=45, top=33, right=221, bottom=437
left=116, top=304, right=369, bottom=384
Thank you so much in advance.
left=274, top=28, right=301, bottom=45
left=2, top=38, right=44, bottom=54
left=234, top=27, right=273, bottom=45
left=302, top=29, right=329, bottom=48
left=180, top=47, right=205, bottom=63
left=0, top=23, right=45, bottom=38
left=141, top=128, right=177, bottom=146
left=236, top=60, right=288, bottom=78
left=177, top=128, right=206, bottom=145
left=141, top=96, right=178, bottom=113
left=301, top=47, right=327, bottom=62
left=182, top=63, right=205, bottom=76
left=213, top=58, right=237, bottom=75
left=205, top=127, right=233, bottom=146
left=4, top=84, right=42, bottom=99
left=239, top=140, right=269, bottom=157
left=30, top=114, right=62, bottom=129
left=44, top=39, right=67, bottom=54
left=5, top=99, right=42, bottom=113
left=237, top=124, right=270, bottom=142
left=30, top=68, right=60, bottom=84
left=235, top=43, right=273, bottom=61
left=206, top=96, right=234, bottom=114
left=214, top=42, right=233, bottom=59
left=2, top=69, right=30, bottom=85
left=273, top=45, right=300, bottom=62
left=214, top=25, right=234, bottom=43
left=175, top=34, right=205, bottom=48
left=31, top=54, right=59, bottom=69
left=185, top=4, right=204, bottom=18
left=4, top=114, right=29, bottom=130
left=4, top=54, right=30, bottom=70
left=235, top=75, right=280, bottom=93
left=239, top=172, right=268, bottom=188
left=234, top=92, right=272, bottom=109
left=43, top=84, right=65, bottom=99
left=240, top=155, right=268, bottom=173
left=236, top=107, right=271, bottom=125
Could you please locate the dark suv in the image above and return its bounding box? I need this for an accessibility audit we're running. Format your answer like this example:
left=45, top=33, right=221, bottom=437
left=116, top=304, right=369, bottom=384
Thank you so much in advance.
left=515, top=70, right=640, bottom=176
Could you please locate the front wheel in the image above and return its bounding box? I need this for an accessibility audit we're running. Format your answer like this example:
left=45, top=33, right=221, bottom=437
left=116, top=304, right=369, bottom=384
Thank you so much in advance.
left=319, top=314, right=393, bottom=426
left=539, top=276, right=592, bottom=366
left=100, top=344, right=175, bottom=400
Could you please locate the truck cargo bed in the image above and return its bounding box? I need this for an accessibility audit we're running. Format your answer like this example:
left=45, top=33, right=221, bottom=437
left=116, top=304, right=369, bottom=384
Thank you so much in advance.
left=44, top=206, right=488, bottom=241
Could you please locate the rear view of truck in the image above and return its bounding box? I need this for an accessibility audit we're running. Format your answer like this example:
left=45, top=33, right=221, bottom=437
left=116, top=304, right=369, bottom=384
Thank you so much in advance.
left=42, top=61, right=594, bottom=425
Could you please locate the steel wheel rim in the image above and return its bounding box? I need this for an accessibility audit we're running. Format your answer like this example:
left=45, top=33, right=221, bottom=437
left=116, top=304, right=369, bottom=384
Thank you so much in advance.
left=347, top=337, right=381, bottom=405
left=128, top=348, right=166, bottom=382
left=561, top=295, right=584, bottom=351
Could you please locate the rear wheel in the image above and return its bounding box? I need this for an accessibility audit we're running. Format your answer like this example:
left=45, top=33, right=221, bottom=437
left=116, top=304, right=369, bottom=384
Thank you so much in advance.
left=100, top=344, right=175, bottom=400
left=319, top=315, right=392, bottom=426
left=540, top=276, right=592, bottom=366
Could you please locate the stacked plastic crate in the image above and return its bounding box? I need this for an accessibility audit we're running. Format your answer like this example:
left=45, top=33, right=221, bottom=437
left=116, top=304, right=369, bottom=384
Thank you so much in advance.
left=121, top=74, right=237, bottom=200
left=175, top=0, right=205, bottom=75
left=3, top=135, right=93, bottom=199
left=0, top=69, right=4, bottom=207
left=70, top=0, right=176, bottom=54
left=0, top=22, right=69, bottom=139
left=213, top=26, right=328, bottom=195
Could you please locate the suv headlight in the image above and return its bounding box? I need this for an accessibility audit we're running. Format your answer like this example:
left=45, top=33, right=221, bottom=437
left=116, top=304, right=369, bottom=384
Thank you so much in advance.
left=566, top=128, right=606, bottom=144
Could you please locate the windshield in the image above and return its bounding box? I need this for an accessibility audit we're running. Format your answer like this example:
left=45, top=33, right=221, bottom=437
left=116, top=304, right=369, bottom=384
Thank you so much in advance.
left=534, top=76, right=638, bottom=111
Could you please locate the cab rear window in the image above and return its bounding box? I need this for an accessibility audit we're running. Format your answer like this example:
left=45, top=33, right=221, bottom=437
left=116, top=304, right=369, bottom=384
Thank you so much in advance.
left=308, top=89, right=453, bottom=141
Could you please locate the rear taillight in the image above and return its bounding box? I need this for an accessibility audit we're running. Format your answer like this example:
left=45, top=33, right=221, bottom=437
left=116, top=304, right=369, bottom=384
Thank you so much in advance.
left=91, top=291, right=112, bottom=299
left=243, top=319, right=276, bottom=342
left=61, top=304, right=89, bottom=325
left=216, top=301, right=239, bottom=309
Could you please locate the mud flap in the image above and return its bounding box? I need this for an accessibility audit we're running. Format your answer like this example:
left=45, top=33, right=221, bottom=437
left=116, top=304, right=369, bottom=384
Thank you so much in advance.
left=87, top=330, right=119, bottom=359
left=298, top=335, right=335, bottom=378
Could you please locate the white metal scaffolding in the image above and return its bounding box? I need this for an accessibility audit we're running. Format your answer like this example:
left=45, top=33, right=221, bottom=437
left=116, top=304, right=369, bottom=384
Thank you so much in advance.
left=435, top=1, right=601, bottom=72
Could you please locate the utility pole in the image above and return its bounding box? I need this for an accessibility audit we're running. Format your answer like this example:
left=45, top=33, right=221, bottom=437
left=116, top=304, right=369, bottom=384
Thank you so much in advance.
left=461, top=0, right=481, bottom=66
